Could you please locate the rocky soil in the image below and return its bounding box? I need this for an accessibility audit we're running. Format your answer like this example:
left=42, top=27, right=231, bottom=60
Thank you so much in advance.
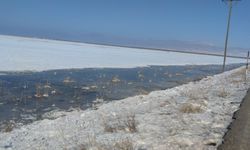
left=0, top=67, right=249, bottom=150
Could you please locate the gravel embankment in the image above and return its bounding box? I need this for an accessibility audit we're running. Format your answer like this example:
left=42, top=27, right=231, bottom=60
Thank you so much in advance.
left=218, top=89, right=250, bottom=150
left=0, top=67, right=249, bottom=150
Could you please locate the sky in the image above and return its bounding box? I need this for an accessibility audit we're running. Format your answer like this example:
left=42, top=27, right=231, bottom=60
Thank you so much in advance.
left=0, top=0, right=249, bottom=49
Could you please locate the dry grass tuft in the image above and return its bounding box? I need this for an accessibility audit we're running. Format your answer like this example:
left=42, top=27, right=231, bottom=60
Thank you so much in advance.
left=103, top=114, right=137, bottom=133
left=231, top=68, right=246, bottom=77
left=180, top=86, right=208, bottom=101
left=124, top=114, right=137, bottom=133
left=217, top=88, right=229, bottom=98
left=77, top=136, right=134, bottom=150
left=114, top=138, right=134, bottom=150
left=138, top=89, right=149, bottom=95
left=160, top=101, right=170, bottom=107
left=2, top=121, right=16, bottom=132
left=180, top=103, right=203, bottom=113
left=78, top=144, right=88, bottom=150
left=230, top=68, right=247, bottom=82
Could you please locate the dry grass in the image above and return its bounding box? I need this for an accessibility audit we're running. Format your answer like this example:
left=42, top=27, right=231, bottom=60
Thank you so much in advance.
left=103, top=114, right=137, bottom=133
left=231, top=68, right=246, bottom=77
left=78, top=145, right=87, bottom=150
left=180, top=86, right=208, bottom=101
left=230, top=68, right=247, bottom=82
left=138, top=89, right=149, bottom=95
left=217, top=88, right=229, bottom=98
left=180, top=103, right=203, bottom=113
left=179, top=85, right=208, bottom=114
left=123, top=114, right=137, bottom=133
left=2, top=121, right=16, bottom=132
left=75, top=135, right=104, bottom=150
left=114, top=138, right=134, bottom=150
left=160, top=101, right=170, bottom=107
left=77, top=136, right=135, bottom=150
left=231, top=78, right=244, bottom=84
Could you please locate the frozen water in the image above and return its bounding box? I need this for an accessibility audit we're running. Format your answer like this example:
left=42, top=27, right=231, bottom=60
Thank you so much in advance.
left=0, top=35, right=245, bottom=71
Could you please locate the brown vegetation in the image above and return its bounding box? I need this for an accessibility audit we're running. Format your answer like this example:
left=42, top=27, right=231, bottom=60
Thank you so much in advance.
left=180, top=103, right=203, bottom=113
left=103, top=114, right=137, bottom=133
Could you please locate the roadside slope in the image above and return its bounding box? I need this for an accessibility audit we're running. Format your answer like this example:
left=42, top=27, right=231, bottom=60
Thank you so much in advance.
left=0, top=67, right=249, bottom=150
left=218, top=89, right=250, bottom=150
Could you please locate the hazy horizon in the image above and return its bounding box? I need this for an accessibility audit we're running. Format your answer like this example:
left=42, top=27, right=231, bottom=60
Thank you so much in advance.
left=0, top=0, right=249, bottom=50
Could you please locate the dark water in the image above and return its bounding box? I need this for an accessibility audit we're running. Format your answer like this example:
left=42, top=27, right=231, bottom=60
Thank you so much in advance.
left=0, top=64, right=242, bottom=131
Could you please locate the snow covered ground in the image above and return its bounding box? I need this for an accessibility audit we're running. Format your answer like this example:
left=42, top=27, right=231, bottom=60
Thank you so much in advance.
left=0, top=35, right=245, bottom=71
left=0, top=67, right=248, bottom=150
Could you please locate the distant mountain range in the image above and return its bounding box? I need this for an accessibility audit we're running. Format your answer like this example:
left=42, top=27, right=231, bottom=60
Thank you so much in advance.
left=0, top=32, right=249, bottom=57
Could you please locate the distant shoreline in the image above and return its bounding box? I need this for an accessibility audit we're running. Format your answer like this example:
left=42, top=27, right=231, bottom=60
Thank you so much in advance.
left=0, top=34, right=247, bottom=60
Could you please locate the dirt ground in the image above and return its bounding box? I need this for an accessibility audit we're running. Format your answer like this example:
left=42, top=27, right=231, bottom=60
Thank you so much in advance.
left=218, top=89, right=250, bottom=150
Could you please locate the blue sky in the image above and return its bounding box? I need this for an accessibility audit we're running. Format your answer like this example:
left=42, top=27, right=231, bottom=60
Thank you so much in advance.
left=0, top=0, right=249, bottom=48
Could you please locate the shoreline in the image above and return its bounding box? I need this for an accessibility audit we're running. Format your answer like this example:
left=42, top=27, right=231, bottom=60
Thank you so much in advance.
left=0, top=35, right=246, bottom=71
left=0, top=34, right=247, bottom=59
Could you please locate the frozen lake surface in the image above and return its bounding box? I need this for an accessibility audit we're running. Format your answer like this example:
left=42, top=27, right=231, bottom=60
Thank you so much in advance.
left=0, top=35, right=245, bottom=71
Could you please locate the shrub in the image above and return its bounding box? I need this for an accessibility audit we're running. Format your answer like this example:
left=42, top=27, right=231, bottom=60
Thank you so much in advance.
left=124, top=114, right=137, bottom=133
